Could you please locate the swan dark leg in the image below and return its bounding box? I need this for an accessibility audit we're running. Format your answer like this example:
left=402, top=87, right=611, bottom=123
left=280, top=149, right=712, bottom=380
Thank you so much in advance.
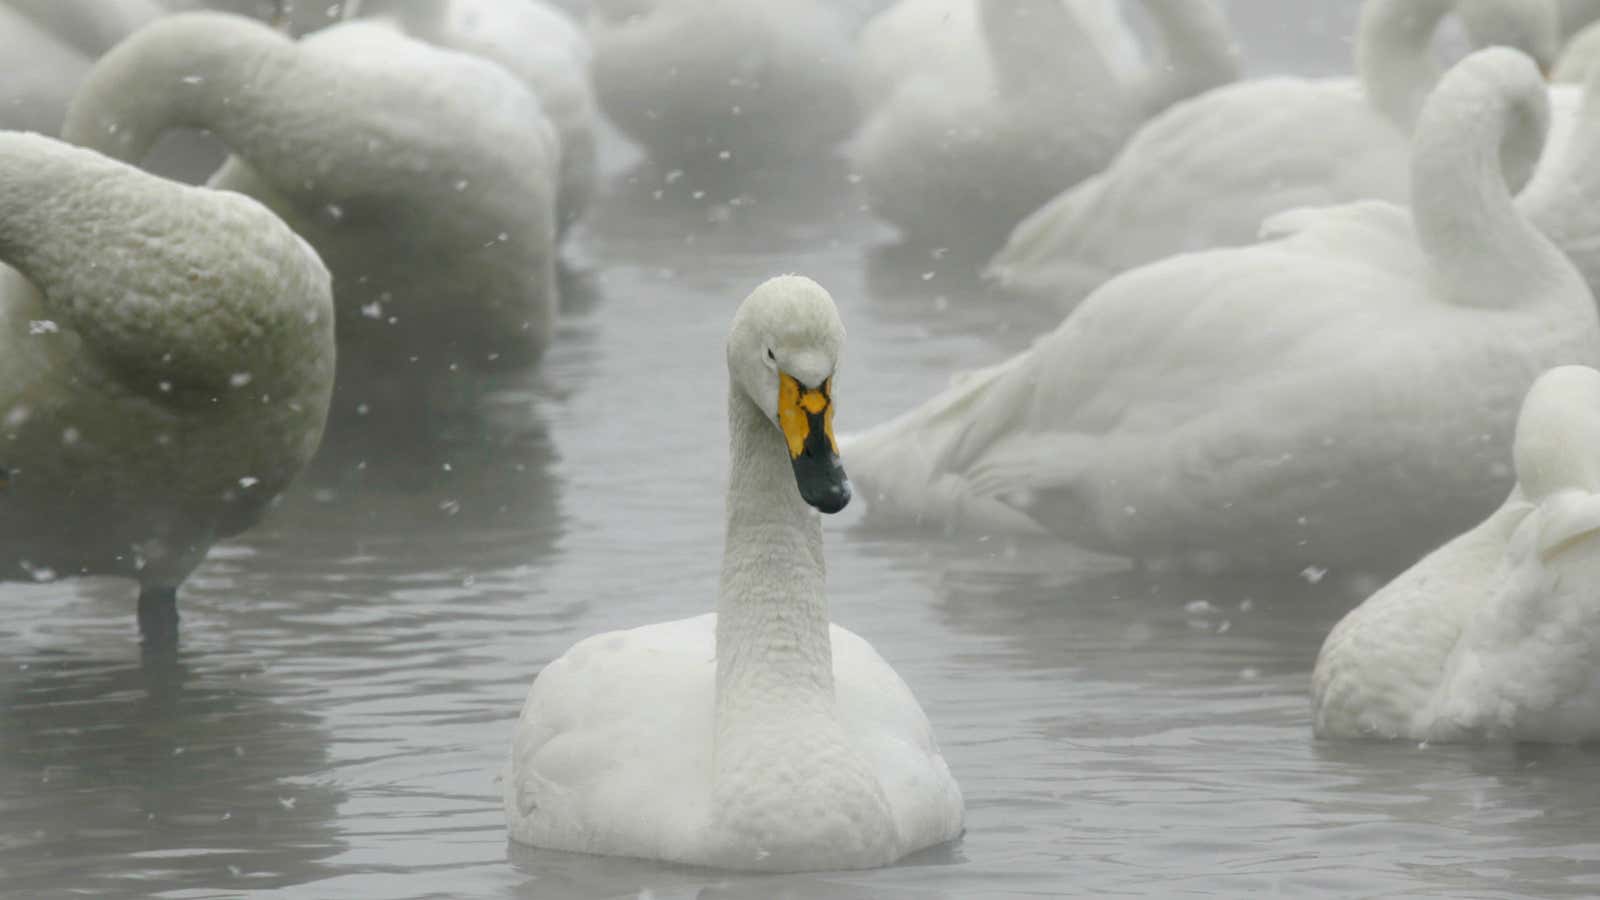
left=138, top=585, right=180, bottom=649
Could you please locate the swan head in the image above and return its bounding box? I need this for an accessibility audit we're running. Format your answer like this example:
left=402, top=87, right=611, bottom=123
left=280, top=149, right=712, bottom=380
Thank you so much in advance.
left=728, top=275, right=850, bottom=514
left=1514, top=365, right=1600, bottom=502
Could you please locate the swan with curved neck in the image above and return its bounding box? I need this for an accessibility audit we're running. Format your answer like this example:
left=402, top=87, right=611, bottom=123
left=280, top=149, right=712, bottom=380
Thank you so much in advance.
left=987, top=0, right=1560, bottom=309
left=62, top=12, right=560, bottom=389
left=0, top=131, right=334, bottom=642
left=347, top=0, right=597, bottom=231
left=852, top=0, right=1238, bottom=253
left=847, top=47, right=1600, bottom=573
left=505, top=276, right=962, bottom=871
left=1314, top=365, right=1600, bottom=742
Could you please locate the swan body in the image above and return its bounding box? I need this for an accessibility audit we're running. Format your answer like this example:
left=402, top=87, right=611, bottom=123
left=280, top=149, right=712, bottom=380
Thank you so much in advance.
left=846, top=48, right=1600, bottom=573
left=505, top=276, right=963, bottom=871
left=987, top=0, right=1562, bottom=309
left=587, top=0, right=860, bottom=172
left=63, top=13, right=561, bottom=383
left=357, top=0, right=597, bottom=230
left=1313, top=366, right=1600, bottom=742
left=0, top=132, right=334, bottom=620
left=851, top=0, right=1238, bottom=253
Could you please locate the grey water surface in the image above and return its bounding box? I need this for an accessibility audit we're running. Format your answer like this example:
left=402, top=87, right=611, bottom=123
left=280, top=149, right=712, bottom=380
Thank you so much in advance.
left=7, top=8, right=1600, bottom=897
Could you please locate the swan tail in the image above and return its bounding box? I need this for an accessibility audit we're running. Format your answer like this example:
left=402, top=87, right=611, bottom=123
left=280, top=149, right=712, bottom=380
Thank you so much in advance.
left=984, top=174, right=1112, bottom=308
left=843, top=352, right=1047, bottom=535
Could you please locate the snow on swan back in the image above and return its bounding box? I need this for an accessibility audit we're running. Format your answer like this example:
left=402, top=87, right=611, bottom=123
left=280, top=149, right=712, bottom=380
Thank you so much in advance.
left=0, top=131, right=334, bottom=640
left=62, top=12, right=561, bottom=386
left=844, top=47, right=1600, bottom=575
left=503, top=276, right=963, bottom=872
left=1313, top=365, right=1600, bottom=742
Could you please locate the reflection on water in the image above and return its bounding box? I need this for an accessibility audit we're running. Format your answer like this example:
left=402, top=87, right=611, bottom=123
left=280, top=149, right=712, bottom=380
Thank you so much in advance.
left=0, top=639, right=343, bottom=894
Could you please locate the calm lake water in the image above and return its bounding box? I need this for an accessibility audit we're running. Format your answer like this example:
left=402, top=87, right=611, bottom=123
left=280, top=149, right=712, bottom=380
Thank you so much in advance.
left=7, top=6, right=1600, bottom=896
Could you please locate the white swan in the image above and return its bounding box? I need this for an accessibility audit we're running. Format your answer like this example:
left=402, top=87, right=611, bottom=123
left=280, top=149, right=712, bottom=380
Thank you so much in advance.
left=1526, top=42, right=1600, bottom=306
left=351, top=0, right=597, bottom=231
left=845, top=48, right=1600, bottom=574
left=0, top=0, right=161, bottom=133
left=0, top=131, right=335, bottom=640
left=62, top=12, right=561, bottom=385
left=587, top=0, right=860, bottom=173
left=504, top=275, right=963, bottom=872
left=850, top=0, right=1238, bottom=254
left=987, top=0, right=1561, bottom=309
left=1313, top=365, right=1600, bottom=742
left=854, top=0, right=1142, bottom=111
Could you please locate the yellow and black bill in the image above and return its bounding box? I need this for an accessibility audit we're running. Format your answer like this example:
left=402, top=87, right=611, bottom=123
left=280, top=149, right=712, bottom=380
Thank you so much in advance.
left=778, top=373, right=851, bottom=514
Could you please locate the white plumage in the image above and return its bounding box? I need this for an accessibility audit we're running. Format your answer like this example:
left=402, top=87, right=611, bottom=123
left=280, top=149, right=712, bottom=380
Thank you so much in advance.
left=1313, top=365, right=1600, bottom=742
left=846, top=48, right=1600, bottom=574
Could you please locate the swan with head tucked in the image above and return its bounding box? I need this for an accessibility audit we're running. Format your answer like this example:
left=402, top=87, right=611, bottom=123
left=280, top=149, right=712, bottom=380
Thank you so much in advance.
left=1313, top=365, right=1600, bottom=742
left=348, top=0, right=597, bottom=232
left=987, top=0, right=1561, bottom=309
left=586, top=0, right=860, bottom=174
left=850, top=0, right=1238, bottom=255
left=62, top=12, right=560, bottom=392
left=504, top=276, right=963, bottom=872
left=0, top=131, right=335, bottom=642
left=845, top=48, right=1600, bottom=574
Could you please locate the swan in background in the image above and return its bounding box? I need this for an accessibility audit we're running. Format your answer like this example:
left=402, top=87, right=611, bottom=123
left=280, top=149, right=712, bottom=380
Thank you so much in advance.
left=851, top=0, right=1238, bottom=255
left=1527, top=48, right=1600, bottom=304
left=1313, top=365, right=1600, bottom=743
left=351, top=0, right=598, bottom=232
left=845, top=48, right=1600, bottom=575
left=505, top=276, right=963, bottom=871
left=988, top=0, right=1561, bottom=309
left=0, top=131, right=335, bottom=643
left=854, top=0, right=1142, bottom=110
left=0, top=0, right=161, bottom=133
left=1561, top=0, right=1600, bottom=37
left=587, top=0, right=860, bottom=175
left=63, top=12, right=561, bottom=398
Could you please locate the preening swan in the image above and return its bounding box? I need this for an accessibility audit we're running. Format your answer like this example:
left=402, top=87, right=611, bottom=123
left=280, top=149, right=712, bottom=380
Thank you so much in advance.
left=846, top=48, right=1600, bottom=574
left=504, top=276, right=963, bottom=872
left=987, top=0, right=1561, bottom=309
left=0, top=132, right=335, bottom=642
left=63, top=12, right=561, bottom=387
left=1313, top=365, right=1600, bottom=742
left=351, top=0, right=597, bottom=231
left=587, top=0, right=860, bottom=173
left=850, top=0, right=1237, bottom=254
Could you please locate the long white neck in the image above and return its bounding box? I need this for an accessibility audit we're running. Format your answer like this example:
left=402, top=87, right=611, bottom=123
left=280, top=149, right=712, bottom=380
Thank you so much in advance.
left=1410, top=48, right=1576, bottom=309
left=1133, top=0, right=1239, bottom=115
left=1359, top=0, right=1466, bottom=130
left=714, top=389, right=836, bottom=750
left=62, top=13, right=295, bottom=169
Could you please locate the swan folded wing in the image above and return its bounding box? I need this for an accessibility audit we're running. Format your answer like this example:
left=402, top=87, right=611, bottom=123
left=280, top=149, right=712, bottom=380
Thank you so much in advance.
left=507, top=616, right=716, bottom=859
left=1427, top=497, right=1600, bottom=741
left=829, top=624, right=964, bottom=852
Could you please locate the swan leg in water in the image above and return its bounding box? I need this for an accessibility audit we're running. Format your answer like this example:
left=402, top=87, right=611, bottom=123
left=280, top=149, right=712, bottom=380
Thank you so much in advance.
left=137, top=586, right=179, bottom=648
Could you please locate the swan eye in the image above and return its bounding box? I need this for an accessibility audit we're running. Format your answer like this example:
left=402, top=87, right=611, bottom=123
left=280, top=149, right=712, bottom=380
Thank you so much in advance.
left=765, top=347, right=777, bottom=367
